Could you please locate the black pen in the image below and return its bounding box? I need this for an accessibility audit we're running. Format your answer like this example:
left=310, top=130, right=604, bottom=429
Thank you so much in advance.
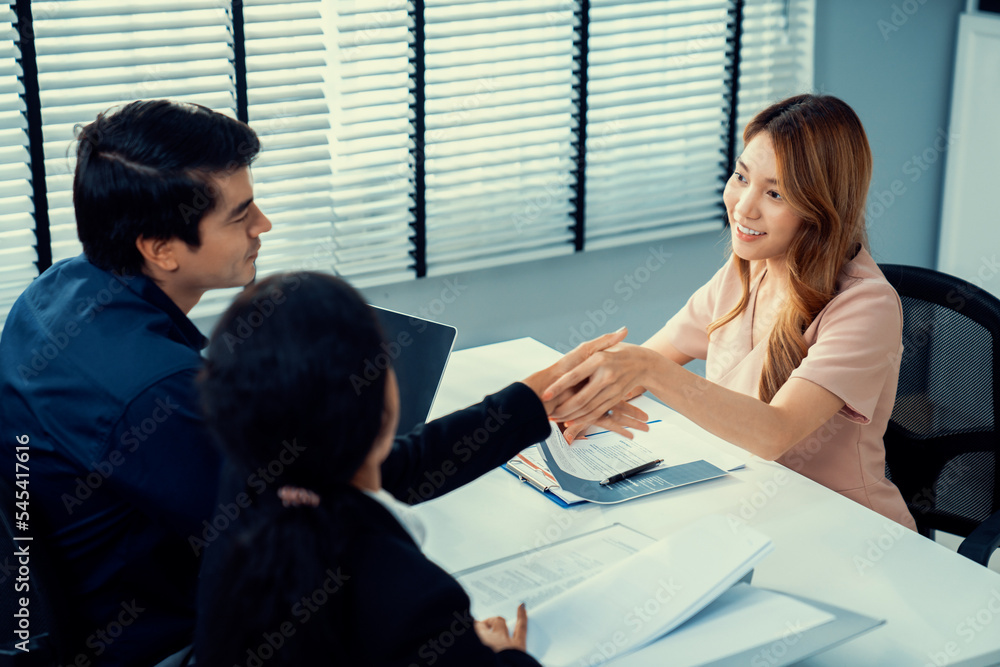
left=599, top=459, right=664, bottom=486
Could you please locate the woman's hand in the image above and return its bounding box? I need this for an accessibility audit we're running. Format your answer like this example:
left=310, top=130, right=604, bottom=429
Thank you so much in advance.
left=544, top=342, right=656, bottom=441
left=559, top=399, right=650, bottom=442
left=521, top=328, right=627, bottom=414
left=474, top=603, right=528, bottom=653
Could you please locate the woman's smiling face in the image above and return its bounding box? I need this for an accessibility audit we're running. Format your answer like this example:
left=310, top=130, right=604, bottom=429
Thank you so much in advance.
left=723, top=132, right=804, bottom=266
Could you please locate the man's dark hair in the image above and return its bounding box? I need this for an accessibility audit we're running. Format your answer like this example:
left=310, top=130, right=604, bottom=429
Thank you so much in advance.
left=73, top=100, right=261, bottom=275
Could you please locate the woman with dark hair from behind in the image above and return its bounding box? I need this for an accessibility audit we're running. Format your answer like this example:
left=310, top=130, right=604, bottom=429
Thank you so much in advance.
left=195, top=272, right=637, bottom=664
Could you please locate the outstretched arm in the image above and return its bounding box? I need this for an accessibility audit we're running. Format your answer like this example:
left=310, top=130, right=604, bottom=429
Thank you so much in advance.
left=382, top=329, right=649, bottom=503
left=546, top=342, right=842, bottom=460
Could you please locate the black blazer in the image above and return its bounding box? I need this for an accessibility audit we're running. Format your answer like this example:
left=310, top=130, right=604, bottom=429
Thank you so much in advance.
left=197, top=382, right=550, bottom=665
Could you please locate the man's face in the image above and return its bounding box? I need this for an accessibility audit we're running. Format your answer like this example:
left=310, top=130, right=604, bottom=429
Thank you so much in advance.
left=172, top=166, right=271, bottom=292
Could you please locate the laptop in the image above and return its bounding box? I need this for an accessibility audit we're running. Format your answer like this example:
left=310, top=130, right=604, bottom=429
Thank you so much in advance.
left=371, top=305, right=457, bottom=436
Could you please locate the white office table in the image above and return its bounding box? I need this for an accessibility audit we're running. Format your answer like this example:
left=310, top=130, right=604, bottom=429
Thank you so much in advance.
left=418, top=338, right=1000, bottom=667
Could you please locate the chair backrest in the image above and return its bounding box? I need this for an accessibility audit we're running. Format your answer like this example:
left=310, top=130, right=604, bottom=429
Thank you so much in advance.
left=0, top=474, right=65, bottom=666
left=880, top=263, right=1000, bottom=537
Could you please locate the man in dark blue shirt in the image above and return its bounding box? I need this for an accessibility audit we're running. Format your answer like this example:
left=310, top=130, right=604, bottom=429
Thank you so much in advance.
left=0, top=101, right=271, bottom=665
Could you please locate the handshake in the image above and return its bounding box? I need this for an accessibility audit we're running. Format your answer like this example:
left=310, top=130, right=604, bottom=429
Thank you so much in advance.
left=520, top=327, right=651, bottom=443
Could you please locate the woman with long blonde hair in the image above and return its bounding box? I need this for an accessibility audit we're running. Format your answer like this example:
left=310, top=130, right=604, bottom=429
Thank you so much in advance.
left=546, top=94, right=916, bottom=529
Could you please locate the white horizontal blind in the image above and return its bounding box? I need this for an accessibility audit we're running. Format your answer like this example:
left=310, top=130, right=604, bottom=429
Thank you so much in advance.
left=0, top=9, right=34, bottom=328
left=327, top=0, right=416, bottom=288
left=422, top=0, right=578, bottom=275
left=33, top=0, right=236, bottom=267
left=585, top=0, right=733, bottom=251
left=247, top=0, right=332, bottom=276
left=191, top=0, right=336, bottom=320
left=0, top=2, right=817, bottom=328
left=736, top=0, right=815, bottom=153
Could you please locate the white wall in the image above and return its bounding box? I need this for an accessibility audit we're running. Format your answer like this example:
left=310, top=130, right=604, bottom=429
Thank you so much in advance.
left=813, top=0, right=966, bottom=268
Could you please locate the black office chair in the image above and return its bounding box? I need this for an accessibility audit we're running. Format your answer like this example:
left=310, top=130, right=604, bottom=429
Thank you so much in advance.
left=880, top=263, right=1000, bottom=567
left=0, top=475, right=69, bottom=666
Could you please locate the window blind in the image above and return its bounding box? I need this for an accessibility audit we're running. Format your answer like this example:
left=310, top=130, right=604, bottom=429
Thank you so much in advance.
left=584, top=0, right=815, bottom=251
left=33, top=0, right=236, bottom=268
left=0, top=8, right=33, bottom=328
left=0, top=1, right=816, bottom=327
left=585, top=0, right=734, bottom=251
left=191, top=0, right=336, bottom=320
left=422, top=0, right=578, bottom=276
left=736, top=0, right=815, bottom=153
left=326, top=0, right=417, bottom=288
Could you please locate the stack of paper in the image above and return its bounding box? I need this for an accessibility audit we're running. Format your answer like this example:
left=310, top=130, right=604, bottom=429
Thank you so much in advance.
left=456, top=516, right=884, bottom=666
left=523, top=515, right=773, bottom=666
left=456, top=524, right=656, bottom=618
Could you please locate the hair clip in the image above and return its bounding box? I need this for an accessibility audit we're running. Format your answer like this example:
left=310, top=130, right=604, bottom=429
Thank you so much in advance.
left=277, top=485, right=320, bottom=508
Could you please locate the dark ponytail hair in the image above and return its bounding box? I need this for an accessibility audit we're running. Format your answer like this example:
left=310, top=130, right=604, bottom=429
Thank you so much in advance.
left=196, top=272, right=388, bottom=664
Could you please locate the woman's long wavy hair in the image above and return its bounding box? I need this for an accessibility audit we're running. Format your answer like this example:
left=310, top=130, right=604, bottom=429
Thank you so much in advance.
left=196, top=272, right=388, bottom=665
left=707, top=94, right=872, bottom=403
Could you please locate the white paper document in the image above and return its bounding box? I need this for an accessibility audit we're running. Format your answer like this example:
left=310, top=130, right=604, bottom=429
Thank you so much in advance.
left=524, top=515, right=774, bottom=667
left=538, top=422, right=730, bottom=504
left=454, top=523, right=655, bottom=619
left=549, top=402, right=748, bottom=481
left=623, top=584, right=835, bottom=667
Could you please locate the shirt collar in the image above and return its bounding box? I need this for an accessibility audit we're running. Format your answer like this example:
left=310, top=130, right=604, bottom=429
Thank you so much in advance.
left=363, top=488, right=427, bottom=546
left=112, top=263, right=208, bottom=351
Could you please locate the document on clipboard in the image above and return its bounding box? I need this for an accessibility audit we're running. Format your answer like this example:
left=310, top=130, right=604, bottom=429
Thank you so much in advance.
left=504, top=445, right=587, bottom=507
left=508, top=402, right=749, bottom=506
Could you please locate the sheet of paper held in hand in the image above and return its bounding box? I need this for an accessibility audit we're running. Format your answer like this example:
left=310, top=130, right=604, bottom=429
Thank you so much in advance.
left=459, top=514, right=835, bottom=667
left=455, top=517, right=836, bottom=667
left=536, top=397, right=748, bottom=504
left=525, top=516, right=775, bottom=667
left=453, top=523, right=654, bottom=620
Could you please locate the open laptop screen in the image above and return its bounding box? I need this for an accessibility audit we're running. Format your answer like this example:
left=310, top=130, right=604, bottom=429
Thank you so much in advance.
left=371, top=305, right=457, bottom=436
